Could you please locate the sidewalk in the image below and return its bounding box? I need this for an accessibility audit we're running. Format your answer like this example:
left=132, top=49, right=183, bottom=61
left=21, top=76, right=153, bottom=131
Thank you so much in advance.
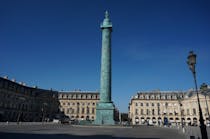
left=0, top=122, right=58, bottom=126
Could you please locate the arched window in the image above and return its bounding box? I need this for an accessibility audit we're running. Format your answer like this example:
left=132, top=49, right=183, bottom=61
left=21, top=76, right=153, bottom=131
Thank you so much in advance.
left=92, top=108, right=95, bottom=114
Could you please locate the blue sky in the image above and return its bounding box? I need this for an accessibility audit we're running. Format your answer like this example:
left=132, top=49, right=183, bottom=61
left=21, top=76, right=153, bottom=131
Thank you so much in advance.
left=0, top=0, right=210, bottom=112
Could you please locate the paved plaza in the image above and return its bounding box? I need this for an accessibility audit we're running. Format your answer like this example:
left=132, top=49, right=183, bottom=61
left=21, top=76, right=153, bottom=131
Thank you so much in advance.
left=0, top=123, right=186, bottom=139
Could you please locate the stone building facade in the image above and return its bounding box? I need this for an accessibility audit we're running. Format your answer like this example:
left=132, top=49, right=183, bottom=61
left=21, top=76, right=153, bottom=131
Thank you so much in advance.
left=58, top=91, right=99, bottom=121
left=0, top=76, right=60, bottom=122
left=0, top=75, right=119, bottom=123
left=129, top=89, right=210, bottom=126
left=58, top=91, right=119, bottom=122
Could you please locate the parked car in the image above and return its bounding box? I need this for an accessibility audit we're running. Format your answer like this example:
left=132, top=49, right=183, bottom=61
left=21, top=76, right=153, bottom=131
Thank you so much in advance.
left=70, top=119, right=79, bottom=125
left=61, top=118, right=70, bottom=124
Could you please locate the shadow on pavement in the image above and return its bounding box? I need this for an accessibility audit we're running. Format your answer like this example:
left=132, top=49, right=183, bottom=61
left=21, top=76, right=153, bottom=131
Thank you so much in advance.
left=0, top=132, right=160, bottom=139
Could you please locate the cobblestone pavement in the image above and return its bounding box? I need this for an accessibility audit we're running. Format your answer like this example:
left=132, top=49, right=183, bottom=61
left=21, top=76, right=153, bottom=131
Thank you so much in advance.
left=0, top=124, right=186, bottom=139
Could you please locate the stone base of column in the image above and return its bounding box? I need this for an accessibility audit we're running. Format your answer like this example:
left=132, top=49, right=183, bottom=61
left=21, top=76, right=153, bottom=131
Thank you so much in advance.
left=94, top=102, right=115, bottom=125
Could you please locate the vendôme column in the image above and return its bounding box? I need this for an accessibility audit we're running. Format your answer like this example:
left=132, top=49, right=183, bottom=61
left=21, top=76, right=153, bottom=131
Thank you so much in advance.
left=95, top=11, right=115, bottom=125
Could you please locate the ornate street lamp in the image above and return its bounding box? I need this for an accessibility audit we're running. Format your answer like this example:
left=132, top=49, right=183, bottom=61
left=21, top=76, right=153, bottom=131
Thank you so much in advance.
left=187, top=51, right=208, bottom=139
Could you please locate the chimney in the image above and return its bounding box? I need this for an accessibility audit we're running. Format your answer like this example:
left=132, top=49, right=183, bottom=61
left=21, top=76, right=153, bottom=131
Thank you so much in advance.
left=11, top=78, right=16, bottom=82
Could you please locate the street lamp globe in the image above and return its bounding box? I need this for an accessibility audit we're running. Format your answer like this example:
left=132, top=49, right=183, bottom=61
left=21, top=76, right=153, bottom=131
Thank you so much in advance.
left=187, top=51, right=196, bottom=73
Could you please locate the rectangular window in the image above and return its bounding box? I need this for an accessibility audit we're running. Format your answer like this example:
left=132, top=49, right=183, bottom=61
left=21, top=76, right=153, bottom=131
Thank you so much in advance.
left=77, top=107, right=80, bottom=114
left=193, top=108, right=196, bottom=115
left=82, top=108, right=85, bottom=114
left=87, top=107, right=89, bottom=114
left=158, top=109, right=160, bottom=115
left=152, top=109, right=155, bottom=115
left=146, top=109, right=149, bottom=115
left=92, top=108, right=95, bottom=114
left=135, top=109, right=138, bottom=115
left=187, top=109, right=190, bottom=115
left=141, top=109, right=144, bottom=115
left=181, top=110, right=184, bottom=116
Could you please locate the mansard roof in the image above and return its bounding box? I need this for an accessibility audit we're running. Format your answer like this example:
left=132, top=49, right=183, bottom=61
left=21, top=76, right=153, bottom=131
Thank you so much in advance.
left=131, top=88, right=210, bottom=101
left=132, top=91, right=185, bottom=100
left=59, top=91, right=99, bottom=95
left=58, top=91, right=99, bottom=100
left=0, top=76, right=58, bottom=98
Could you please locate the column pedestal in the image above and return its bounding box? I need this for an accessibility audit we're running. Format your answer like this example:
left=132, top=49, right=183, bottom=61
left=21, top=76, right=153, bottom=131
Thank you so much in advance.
left=95, top=102, right=115, bottom=125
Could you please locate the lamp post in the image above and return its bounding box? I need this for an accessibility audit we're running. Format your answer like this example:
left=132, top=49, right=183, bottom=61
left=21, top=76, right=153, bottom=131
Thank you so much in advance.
left=200, top=83, right=210, bottom=124
left=187, top=51, right=208, bottom=139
